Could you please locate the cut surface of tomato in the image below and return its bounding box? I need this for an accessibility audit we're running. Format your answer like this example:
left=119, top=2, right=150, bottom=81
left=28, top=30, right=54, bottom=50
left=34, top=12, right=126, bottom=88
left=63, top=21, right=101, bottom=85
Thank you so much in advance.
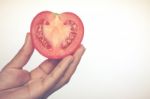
left=30, top=11, right=84, bottom=59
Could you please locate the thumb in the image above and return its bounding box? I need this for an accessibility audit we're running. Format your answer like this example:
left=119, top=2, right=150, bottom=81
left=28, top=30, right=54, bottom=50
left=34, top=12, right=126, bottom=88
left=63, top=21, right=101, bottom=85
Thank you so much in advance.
left=4, top=33, right=34, bottom=69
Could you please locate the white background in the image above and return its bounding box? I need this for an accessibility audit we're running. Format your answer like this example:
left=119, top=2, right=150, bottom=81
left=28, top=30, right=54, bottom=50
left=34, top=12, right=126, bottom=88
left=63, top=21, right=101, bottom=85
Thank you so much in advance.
left=0, top=0, right=150, bottom=99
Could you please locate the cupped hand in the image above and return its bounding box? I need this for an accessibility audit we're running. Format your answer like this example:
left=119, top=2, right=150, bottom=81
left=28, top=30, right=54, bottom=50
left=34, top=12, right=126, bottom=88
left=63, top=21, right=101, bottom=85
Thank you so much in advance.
left=0, top=33, right=85, bottom=99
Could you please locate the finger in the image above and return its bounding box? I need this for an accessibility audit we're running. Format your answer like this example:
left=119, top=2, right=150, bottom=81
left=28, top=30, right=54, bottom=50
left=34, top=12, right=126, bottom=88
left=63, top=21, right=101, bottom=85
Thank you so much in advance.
left=0, top=69, right=30, bottom=91
left=30, top=59, right=60, bottom=79
left=4, top=33, right=34, bottom=69
left=42, top=45, right=85, bottom=98
left=42, top=55, right=73, bottom=92
left=50, top=45, right=85, bottom=92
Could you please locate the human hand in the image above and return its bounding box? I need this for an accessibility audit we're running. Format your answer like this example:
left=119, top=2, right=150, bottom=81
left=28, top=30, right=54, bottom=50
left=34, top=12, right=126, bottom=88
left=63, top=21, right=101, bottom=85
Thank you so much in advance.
left=0, top=33, right=85, bottom=99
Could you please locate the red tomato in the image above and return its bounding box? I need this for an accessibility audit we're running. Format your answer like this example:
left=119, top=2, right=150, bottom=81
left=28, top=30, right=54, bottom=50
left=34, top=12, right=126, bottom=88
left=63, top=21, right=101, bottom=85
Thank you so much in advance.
left=30, top=11, right=84, bottom=59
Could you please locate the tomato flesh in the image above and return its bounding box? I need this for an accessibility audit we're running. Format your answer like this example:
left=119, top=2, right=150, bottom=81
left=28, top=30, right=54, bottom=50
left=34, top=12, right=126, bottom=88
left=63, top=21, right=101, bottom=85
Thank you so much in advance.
left=30, top=11, right=84, bottom=59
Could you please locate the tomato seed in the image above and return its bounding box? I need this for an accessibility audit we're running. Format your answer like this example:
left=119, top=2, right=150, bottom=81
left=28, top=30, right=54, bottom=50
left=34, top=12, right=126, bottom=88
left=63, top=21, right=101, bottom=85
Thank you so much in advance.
left=70, top=32, right=76, bottom=39
left=64, top=20, right=77, bottom=31
left=68, top=20, right=73, bottom=25
left=61, top=41, right=68, bottom=48
left=37, top=25, right=42, bottom=32
left=66, top=39, right=72, bottom=44
left=38, top=31, right=43, bottom=37
left=36, top=30, right=51, bottom=49
left=43, top=20, right=50, bottom=25
left=41, top=38, right=51, bottom=49
left=71, top=23, right=77, bottom=31
left=64, top=22, right=67, bottom=25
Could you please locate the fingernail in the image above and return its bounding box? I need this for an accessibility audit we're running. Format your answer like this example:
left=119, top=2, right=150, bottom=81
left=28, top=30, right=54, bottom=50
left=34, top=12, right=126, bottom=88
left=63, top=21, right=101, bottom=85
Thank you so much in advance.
left=23, top=32, right=33, bottom=50
left=81, top=45, right=86, bottom=55
left=25, top=33, right=30, bottom=43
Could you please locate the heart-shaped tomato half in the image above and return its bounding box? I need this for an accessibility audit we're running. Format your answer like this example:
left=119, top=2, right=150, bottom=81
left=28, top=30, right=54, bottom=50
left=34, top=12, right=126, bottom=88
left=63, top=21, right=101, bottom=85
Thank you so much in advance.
left=30, top=11, right=84, bottom=59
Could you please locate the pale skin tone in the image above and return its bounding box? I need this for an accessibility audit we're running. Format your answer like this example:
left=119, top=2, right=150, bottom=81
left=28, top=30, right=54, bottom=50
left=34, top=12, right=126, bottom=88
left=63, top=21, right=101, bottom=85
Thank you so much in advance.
left=0, top=33, right=85, bottom=99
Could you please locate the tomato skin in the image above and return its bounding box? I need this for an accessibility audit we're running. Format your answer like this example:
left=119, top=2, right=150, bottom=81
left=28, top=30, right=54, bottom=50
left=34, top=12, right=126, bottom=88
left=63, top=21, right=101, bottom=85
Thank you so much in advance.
left=30, top=11, right=84, bottom=59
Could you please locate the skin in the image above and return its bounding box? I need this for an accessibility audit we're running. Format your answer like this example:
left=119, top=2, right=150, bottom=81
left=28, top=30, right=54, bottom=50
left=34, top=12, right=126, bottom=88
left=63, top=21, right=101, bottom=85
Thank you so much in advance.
left=0, top=33, right=85, bottom=99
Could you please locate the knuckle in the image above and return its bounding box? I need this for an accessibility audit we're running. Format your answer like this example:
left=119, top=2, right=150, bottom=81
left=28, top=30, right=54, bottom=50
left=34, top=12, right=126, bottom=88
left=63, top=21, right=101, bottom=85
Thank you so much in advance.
left=64, top=78, right=70, bottom=84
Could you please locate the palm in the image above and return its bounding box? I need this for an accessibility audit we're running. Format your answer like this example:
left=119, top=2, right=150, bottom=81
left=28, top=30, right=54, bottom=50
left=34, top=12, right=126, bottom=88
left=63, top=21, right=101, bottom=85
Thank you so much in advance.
left=1, top=59, right=59, bottom=99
